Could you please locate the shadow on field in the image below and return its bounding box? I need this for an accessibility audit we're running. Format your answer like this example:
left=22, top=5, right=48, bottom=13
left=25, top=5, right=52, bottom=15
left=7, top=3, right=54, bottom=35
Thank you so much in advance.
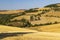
left=0, top=32, right=32, bottom=39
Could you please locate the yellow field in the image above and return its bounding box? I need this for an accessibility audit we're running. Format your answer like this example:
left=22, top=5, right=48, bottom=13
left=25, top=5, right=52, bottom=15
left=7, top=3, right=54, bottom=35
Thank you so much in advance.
left=0, top=10, right=25, bottom=14
left=0, top=3, right=60, bottom=40
left=1, top=24, right=60, bottom=40
left=29, top=24, right=60, bottom=32
left=0, top=25, right=38, bottom=33
left=42, top=10, right=60, bottom=16
left=2, top=32, right=60, bottom=40
left=0, top=24, right=60, bottom=40
left=18, top=32, right=60, bottom=40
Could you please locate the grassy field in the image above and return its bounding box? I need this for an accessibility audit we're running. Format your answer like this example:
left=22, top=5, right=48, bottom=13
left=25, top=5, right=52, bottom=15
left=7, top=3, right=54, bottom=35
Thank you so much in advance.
left=29, top=23, right=60, bottom=32
left=0, top=3, right=60, bottom=40
left=2, top=32, right=60, bottom=40
left=1, top=24, right=60, bottom=40
left=0, top=10, right=25, bottom=14
left=0, top=25, right=38, bottom=33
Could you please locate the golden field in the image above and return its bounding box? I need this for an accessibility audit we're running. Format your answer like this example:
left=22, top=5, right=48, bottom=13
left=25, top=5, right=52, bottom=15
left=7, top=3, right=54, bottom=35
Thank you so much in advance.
left=1, top=23, right=60, bottom=40
left=0, top=3, right=60, bottom=40
left=0, top=25, right=38, bottom=33
left=2, top=32, right=60, bottom=40
left=0, top=10, right=25, bottom=14
left=29, top=24, right=60, bottom=32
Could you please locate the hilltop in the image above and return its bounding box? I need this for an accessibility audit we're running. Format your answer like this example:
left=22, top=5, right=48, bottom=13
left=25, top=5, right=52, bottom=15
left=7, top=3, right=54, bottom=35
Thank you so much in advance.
left=45, top=3, right=60, bottom=8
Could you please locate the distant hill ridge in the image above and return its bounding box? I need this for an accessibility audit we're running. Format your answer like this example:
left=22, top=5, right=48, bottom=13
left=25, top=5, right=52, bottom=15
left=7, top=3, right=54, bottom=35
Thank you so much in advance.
left=44, top=3, right=60, bottom=7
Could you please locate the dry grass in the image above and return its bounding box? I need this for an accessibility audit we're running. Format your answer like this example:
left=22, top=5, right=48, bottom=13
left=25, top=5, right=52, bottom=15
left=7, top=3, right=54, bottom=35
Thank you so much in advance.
left=0, top=10, right=25, bottom=14
left=12, top=15, right=30, bottom=21
left=29, top=24, right=60, bottom=32
left=0, top=25, right=38, bottom=33
left=2, top=32, right=60, bottom=40
left=42, top=10, right=60, bottom=16
left=2, top=24, right=60, bottom=40
left=31, top=17, right=60, bottom=25
left=0, top=4, right=60, bottom=40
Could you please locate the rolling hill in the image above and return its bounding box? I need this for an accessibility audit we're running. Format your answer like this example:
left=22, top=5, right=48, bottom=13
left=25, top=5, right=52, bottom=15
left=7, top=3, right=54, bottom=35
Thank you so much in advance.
left=0, top=25, right=38, bottom=33
left=0, top=3, right=60, bottom=40
left=0, top=3, right=60, bottom=31
left=2, top=32, right=60, bottom=40
left=0, top=9, right=25, bottom=14
left=0, top=3, right=60, bottom=27
left=29, top=23, right=60, bottom=32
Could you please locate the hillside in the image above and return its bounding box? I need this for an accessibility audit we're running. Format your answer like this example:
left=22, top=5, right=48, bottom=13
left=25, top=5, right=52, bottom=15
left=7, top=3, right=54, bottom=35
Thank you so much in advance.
left=17, top=32, right=60, bottom=40
left=0, top=3, right=60, bottom=40
left=0, top=25, right=38, bottom=33
left=0, top=10, right=25, bottom=14
left=29, top=24, right=60, bottom=32
left=2, top=32, right=60, bottom=40
left=0, top=3, right=60, bottom=28
left=44, top=3, right=60, bottom=8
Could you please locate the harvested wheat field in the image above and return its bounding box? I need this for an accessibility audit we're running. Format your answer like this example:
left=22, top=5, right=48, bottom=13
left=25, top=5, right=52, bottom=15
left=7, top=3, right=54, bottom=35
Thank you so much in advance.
left=29, top=24, right=60, bottom=32
left=2, top=32, right=60, bottom=40
left=1, top=24, right=60, bottom=40
left=0, top=25, right=38, bottom=33
left=0, top=10, right=25, bottom=14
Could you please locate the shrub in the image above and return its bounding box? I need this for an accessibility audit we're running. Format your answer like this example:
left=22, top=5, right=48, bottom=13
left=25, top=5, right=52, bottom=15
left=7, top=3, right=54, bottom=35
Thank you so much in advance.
left=33, top=22, right=52, bottom=27
left=30, top=15, right=34, bottom=21
left=21, top=12, right=26, bottom=15
left=38, top=17, right=40, bottom=20
left=34, top=24, right=39, bottom=26
left=46, top=22, right=52, bottom=25
left=37, top=13, right=41, bottom=17
left=54, top=21, right=58, bottom=24
left=54, top=8, right=60, bottom=11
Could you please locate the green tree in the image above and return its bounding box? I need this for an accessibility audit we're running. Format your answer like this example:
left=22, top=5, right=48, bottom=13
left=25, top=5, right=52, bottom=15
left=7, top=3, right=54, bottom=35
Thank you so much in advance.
left=20, top=18, right=32, bottom=27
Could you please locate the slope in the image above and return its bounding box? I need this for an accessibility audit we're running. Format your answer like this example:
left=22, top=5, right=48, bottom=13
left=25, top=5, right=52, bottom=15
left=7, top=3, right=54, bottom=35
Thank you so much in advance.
left=0, top=25, right=38, bottom=33
left=2, top=32, right=60, bottom=40
left=29, top=23, right=60, bottom=32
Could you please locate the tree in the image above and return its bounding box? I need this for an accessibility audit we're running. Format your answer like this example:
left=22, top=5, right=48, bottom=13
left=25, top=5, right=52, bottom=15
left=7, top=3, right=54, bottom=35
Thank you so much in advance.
left=20, top=18, right=32, bottom=27
left=54, top=21, right=58, bottom=24
left=30, top=15, right=34, bottom=21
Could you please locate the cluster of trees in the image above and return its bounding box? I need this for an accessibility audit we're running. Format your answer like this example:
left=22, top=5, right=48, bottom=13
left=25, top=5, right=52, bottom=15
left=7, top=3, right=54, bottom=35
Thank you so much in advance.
left=30, top=15, right=40, bottom=21
left=0, top=13, right=59, bottom=28
left=7, top=18, right=32, bottom=28
left=39, top=10, right=50, bottom=15
left=0, top=12, right=26, bottom=25
left=25, top=9, right=38, bottom=13
left=44, top=4, right=59, bottom=8
left=53, top=8, right=60, bottom=11
left=19, top=18, right=32, bottom=27
left=45, top=15, right=60, bottom=18
left=33, top=21, right=59, bottom=27
left=0, top=14, right=11, bottom=25
left=44, top=3, right=60, bottom=11
left=40, top=9, right=50, bottom=12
